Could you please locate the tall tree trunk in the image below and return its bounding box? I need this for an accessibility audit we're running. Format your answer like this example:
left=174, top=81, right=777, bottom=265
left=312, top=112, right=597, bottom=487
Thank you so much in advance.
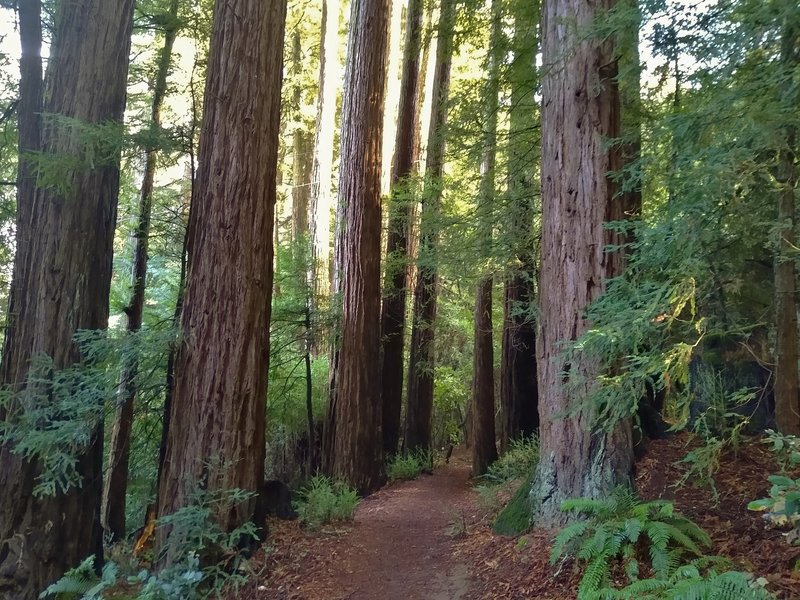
left=404, top=0, right=455, bottom=453
left=470, top=0, right=501, bottom=477
left=500, top=3, right=540, bottom=452
left=310, top=0, right=342, bottom=304
left=292, top=31, right=311, bottom=242
left=0, top=1, right=135, bottom=596
left=380, top=0, right=424, bottom=456
left=156, top=0, right=286, bottom=547
left=102, top=0, right=181, bottom=543
left=774, top=17, right=800, bottom=435
left=531, top=0, right=633, bottom=527
left=323, top=0, right=391, bottom=495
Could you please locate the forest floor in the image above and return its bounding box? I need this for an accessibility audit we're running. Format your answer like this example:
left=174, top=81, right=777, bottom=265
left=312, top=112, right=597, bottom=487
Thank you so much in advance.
left=244, top=435, right=800, bottom=599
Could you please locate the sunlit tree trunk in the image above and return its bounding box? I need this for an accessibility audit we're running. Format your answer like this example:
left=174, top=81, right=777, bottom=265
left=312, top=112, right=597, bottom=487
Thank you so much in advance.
left=0, top=1, right=135, bottom=595
left=404, top=0, right=455, bottom=453
left=500, top=2, right=540, bottom=452
left=323, top=0, right=390, bottom=494
left=310, top=0, right=342, bottom=304
left=531, top=0, right=633, bottom=527
left=380, top=0, right=424, bottom=456
left=102, top=0, right=181, bottom=543
left=156, top=0, right=286, bottom=547
left=470, top=0, right=501, bottom=477
left=292, top=31, right=312, bottom=242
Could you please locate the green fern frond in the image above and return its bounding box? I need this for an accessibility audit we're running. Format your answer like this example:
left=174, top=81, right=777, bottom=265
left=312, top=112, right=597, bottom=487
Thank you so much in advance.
left=40, top=556, right=99, bottom=599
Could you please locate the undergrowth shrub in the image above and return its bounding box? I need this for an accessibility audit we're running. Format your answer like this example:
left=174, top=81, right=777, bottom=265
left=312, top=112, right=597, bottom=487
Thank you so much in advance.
left=548, top=487, right=773, bottom=599
left=483, top=435, right=539, bottom=485
left=294, top=475, right=359, bottom=529
left=387, top=449, right=432, bottom=482
left=42, top=486, right=258, bottom=599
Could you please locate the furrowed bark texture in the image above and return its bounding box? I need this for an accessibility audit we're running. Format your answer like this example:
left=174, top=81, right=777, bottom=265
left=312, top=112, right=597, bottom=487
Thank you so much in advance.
left=102, top=0, right=181, bottom=542
left=531, top=0, right=633, bottom=527
left=500, top=3, right=540, bottom=452
left=0, top=1, right=135, bottom=596
left=380, top=0, right=424, bottom=455
left=156, top=0, right=286, bottom=540
left=324, top=0, right=390, bottom=494
left=470, top=0, right=502, bottom=477
left=404, top=0, right=455, bottom=453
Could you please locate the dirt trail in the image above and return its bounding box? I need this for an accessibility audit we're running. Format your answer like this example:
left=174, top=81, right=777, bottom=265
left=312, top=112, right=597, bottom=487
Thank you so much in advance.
left=253, top=450, right=475, bottom=599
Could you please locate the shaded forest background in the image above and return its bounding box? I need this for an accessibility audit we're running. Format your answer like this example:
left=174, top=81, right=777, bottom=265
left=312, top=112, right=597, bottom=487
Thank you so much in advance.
left=0, top=0, right=797, bottom=598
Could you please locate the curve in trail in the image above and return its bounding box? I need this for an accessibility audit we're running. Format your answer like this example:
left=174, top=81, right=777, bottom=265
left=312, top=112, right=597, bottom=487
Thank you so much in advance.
left=256, top=451, right=474, bottom=600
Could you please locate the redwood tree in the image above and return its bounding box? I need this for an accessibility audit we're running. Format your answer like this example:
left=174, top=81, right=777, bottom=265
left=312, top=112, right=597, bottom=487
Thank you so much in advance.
left=404, top=0, right=456, bottom=453
left=323, top=0, right=391, bottom=494
left=0, top=1, right=135, bottom=595
left=531, top=0, right=633, bottom=526
left=380, top=0, right=425, bottom=455
left=500, top=2, right=540, bottom=452
left=156, top=0, right=286, bottom=539
left=470, top=0, right=502, bottom=477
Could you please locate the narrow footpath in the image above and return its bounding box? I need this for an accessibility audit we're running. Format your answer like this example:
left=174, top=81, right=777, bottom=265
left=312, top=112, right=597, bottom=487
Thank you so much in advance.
left=252, top=451, right=475, bottom=599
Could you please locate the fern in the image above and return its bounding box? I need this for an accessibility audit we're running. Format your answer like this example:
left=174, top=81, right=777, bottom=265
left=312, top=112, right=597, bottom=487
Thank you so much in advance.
left=40, top=556, right=118, bottom=599
left=550, top=488, right=720, bottom=597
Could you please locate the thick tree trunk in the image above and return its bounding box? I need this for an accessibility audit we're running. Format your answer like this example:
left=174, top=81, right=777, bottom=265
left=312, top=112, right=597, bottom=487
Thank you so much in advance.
left=404, top=0, right=455, bottom=453
left=380, top=0, right=424, bottom=456
left=102, top=0, right=180, bottom=543
left=310, top=0, right=342, bottom=304
left=470, top=0, right=502, bottom=477
left=774, top=18, right=800, bottom=436
left=0, top=2, right=135, bottom=596
left=323, top=0, right=391, bottom=495
left=531, top=0, right=633, bottom=528
left=156, top=0, right=286, bottom=546
left=500, top=2, right=539, bottom=453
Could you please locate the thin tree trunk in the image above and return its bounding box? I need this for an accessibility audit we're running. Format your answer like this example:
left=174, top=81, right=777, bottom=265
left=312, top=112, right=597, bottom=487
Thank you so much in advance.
left=470, top=0, right=501, bottom=477
left=102, top=0, right=181, bottom=542
left=500, top=3, right=540, bottom=453
left=292, top=31, right=311, bottom=242
left=404, top=0, right=456, bottom=453
left=310, top=0, right=342, bottom=305
left=0, top=2, right=135, bottom=595
left=531, top=0, right=633, bottom=527
left=323, top=0, right=391, bottom=495
left=156, top=0, right=286, bottom=552
left=774, top=17, right=800, bottom=435
left=0, top=0, right=42, bottom=370
left=380, top=0, right=424, bottom=456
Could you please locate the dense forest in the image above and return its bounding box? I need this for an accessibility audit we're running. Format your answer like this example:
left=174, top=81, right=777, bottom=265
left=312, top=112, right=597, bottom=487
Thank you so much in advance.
left=0, top=0, right=798, bottom=598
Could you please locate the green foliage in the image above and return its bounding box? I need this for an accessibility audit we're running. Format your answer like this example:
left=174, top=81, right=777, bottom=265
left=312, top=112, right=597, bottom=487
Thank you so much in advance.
left=748, top=474, right=800, bottom=531
left=602, top=563, right=775, bottom=600
left=294, top=475, right=360, bottom=530
left=0, top=332, right=118, bottom=496
left=550, top=488, right=713, bottom=597
left=40, top=556, right=118, bottom=599
left=762, top=429, right=800, bottom=473
left=483, top=435, right=539, bottom=486
left=387, top=449, right=433, bottom=482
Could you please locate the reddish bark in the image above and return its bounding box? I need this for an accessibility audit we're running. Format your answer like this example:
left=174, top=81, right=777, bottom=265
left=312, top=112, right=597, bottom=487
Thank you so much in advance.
left=380, top=0, right=425, bottom=456
left=156, top=0, right=286, bottom=544
left=531, top=0, right=633, bottom=527
left=323, top=0, right=391, bottom=494
left=404, top=0, right=456, bottom=453
left=0, top=1, right=135, bottom=595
